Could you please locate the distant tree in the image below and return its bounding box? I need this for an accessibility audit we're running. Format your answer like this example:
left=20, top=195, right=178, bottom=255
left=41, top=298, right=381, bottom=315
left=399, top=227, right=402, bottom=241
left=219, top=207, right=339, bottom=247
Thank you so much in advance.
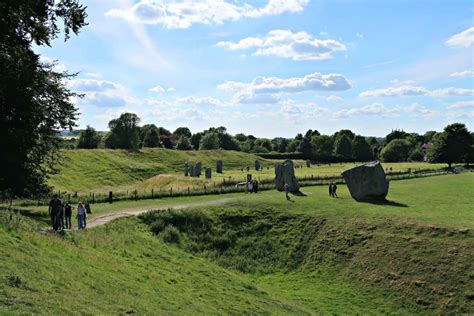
left=157, top=127, right=171, bottom=136
left=190, top=133, right=203, bottom=150
left=159, top=135, right=174, bottom=149
left=219, top=133, right=241, bottom=151
left=333, top=129, right=355, bottom=141
left=409, top=149, right=424, bottom=162
left=380, top=139, right=411, bottom=162
left=252, top=145, right=269, bottom=153
left=366, top=137, right=379, bottom=148
left=199, top=132, right=220, bottom=150
left=175, top=135, right=192, bottom=150
left=255, top=138, right=272, bottom=152
left=295, top=133, right=304, bottom=141
left=0, top=0, right=87, bottom=196
left=305, top=129, right=320, bottom=138
left=143, top=128, right=161, bottom=148
left=234, top=133, right=247, bottom=142
left=423, top=130, right=437, bottom=144
left=297, top=137, right=314, bottom=159
left=105, top=113, right=141, bottom=150
left=241, top=139, right=255, bottom=152
left=278, top=139, right=289, bottom=153
left=311, top=135, right=333, bottom=161
left=385, top=129, right=408, bottom=144
left=77, top=126, right=100, bottom=149
left=139, top=124, right=158, bottom=143
left=352, top=136, right=373, bottom=161
left=334, top=135, right=353, bottom=160
left=247, top=135, right=257, bottom=141
left=173, top=127, right=192, bottom=138
left=287, top=139, right=301, bottom=152
left=428, top=123, right=472, bottom=167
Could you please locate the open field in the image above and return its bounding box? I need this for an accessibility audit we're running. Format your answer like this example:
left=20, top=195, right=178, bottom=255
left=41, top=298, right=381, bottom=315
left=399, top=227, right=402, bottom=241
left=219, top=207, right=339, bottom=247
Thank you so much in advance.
left=48, top=148, right=451, bottom=196
left=1, top=173, right=473, bottom=314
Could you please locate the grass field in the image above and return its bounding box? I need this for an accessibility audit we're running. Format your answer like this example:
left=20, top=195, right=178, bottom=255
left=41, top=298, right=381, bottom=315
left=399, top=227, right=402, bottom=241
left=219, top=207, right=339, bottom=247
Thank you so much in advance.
left=49, top=148, right=450, bottom=196
left=1, top=173, right=473, bottom=314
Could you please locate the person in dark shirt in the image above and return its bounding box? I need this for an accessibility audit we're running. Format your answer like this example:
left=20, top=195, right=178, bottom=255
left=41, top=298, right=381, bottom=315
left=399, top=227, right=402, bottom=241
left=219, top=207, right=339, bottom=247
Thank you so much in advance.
left=64, top=203, right=72, bottom=229
left=48, top=194, right=62, bottom=231
left=332, top=183, right=338, bottom=198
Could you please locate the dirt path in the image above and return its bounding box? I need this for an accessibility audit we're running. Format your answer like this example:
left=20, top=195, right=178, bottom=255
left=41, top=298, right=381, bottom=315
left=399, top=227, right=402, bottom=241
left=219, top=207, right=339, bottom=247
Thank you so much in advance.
left=86, top=197, right=238, bottom=228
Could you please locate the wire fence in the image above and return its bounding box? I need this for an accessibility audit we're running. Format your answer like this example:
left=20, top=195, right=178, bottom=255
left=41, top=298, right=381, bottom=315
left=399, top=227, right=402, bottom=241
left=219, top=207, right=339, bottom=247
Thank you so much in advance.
left=2, top=167, right=458, bottom=208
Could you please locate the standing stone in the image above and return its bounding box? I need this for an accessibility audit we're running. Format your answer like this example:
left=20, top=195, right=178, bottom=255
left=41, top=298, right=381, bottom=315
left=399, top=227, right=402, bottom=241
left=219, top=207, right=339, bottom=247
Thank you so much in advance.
left=255, top=160, right=261, bottom=171
left=216, top=160, right=223, bottom=173
left=184, top=162, right=189, bottom=176
left=306, top=160, right=311, bottom=168
left=205, top=167, right=212, bottom=179
left=341, top=161, right=389, bottom=201
left=195, top=162, right=202, bottom=177
left=189, top=165, right=195, bottom=177
left=275, top=159, right=300, bottom=192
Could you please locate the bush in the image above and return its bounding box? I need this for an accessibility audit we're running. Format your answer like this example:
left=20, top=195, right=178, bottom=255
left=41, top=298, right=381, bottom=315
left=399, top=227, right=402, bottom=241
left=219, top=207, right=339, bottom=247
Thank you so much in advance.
left=160, top=225, right=181, bottom=244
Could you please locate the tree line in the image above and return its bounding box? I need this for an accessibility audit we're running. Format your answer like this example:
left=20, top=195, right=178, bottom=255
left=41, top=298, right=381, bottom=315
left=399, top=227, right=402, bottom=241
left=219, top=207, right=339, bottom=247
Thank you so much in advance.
left=75, top=113, right=474, bottom=167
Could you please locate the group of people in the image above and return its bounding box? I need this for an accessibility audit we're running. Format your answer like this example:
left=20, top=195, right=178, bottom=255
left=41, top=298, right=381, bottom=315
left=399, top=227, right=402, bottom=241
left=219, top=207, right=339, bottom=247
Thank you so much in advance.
left=48, top=194, right=90, bottom=231
left=328, top=182, right=338, bottom=198
left=247, top=180, right=259, bottom=193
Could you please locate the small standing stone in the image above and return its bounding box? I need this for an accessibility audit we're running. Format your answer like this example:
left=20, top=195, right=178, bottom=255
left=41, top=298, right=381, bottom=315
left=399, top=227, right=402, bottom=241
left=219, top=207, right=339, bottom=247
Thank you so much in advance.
left=184, top=162, right=189, bottom=176
left=306, top=160, right=311, bottom=168
left=196, top=162, right=202, bottom=177
left=255, top=160, right=261, bottom=171
left=189, top=165, right=195, bottom=177
left=216, top=160, right=223, bottom=173
left=205, top=167, right=212, bottom=179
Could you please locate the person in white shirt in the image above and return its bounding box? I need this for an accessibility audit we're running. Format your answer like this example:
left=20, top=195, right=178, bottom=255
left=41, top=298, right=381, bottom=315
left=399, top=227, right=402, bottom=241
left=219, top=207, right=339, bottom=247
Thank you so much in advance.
left=77, top=203, right=87, bottom=229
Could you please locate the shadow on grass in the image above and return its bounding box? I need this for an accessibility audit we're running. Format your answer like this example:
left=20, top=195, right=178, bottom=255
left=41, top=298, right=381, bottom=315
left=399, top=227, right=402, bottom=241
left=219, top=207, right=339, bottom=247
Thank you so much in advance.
left=0, top=207, right=50, bottom=225
left=291, top=191, right=307, bottom=197
left=357, top=199, right=408, bottom=208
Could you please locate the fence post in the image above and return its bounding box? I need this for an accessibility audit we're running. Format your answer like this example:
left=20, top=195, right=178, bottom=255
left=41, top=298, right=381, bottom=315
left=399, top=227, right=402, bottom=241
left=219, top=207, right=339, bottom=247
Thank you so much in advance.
left=170, top=187, right=173, bottom=197
left=152, top=188, right=154, bottom=198
left=204, top=185, right=207, bottom=194
left=92, top=192, right=95, bottom=203
left=188, top=187, right=190, bottom=195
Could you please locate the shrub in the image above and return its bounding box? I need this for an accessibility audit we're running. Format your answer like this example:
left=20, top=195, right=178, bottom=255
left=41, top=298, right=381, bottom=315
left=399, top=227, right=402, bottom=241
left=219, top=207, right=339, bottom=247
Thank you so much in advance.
left=160, top=225, right=181, bottom=244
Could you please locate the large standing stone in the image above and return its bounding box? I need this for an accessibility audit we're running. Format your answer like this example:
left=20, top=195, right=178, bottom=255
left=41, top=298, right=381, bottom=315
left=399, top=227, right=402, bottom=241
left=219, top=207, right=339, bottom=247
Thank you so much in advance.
left=189, top=165, right=195, bottom=177
left=216, top=160, right=223, bottom=173
left=341, top=161, right=389, bottom=201
left=205, top=167, right=212, bottom=179
left=255, top=160, right=261, bottom=171
left=184, top=162, right=189, bottom=177
left=275, top=159, right=300, bottom=192
left=195, top=162, right=202, bottom=177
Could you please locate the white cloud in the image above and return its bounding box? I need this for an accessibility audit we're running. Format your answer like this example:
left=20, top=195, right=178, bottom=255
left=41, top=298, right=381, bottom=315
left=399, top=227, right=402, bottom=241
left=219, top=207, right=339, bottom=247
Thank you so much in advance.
left=149, top=85, right=166, bottom=94
left=334, top=103, right=398, bottom=118
left=389, top=79, right=415, bottom=85
left=446, top=26, right=474, bottom=48
left=448, top=100, right=474, bottom=108
left=69, top=79, right=137, bottom=108
left=217, top=29, right=346, bottom=60
left=403, top=102, right=439, bottom=118
left=356, top=32, right=364, bottom=39
left=39, top=56, right=67, bottom=72
left=167, top=87, right=176, bottom=92
left=326, top=95, right=343, bottom=102
left=360, top=85, right=474, bottom=97
left=69, top=79, right=123, bottom=92
left=84, top=72, right=101, bottom=78
left=106, top=0, right=308, bottom=29
left=450, top=70, right=474, bottom=78
left=177, top=96, right=223, bottom=106
left=219, top=72, right=351, bottom=105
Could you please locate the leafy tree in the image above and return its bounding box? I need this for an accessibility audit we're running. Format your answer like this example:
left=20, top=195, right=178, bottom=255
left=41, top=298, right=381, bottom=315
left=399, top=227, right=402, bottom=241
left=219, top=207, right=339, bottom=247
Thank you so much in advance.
left=77, top=125, right=100, bottom=149
left=252, top=145, right=269, bottom=153
left=139, top=124, right=158, bottom=143
left=380, top=139, right=411, bottom=162
left=143, top=128, right=161, bottom=148
left=157, top=127, right=171, bottom=136
left=409, top=149, right=424, bottom=162
left=255, top=138, right=272, bottom=152
left=247, top=135, right=257, bottom=141
left=173, top=127, right=192, bottom=138
left=277, top=139, right=289, bottom=153
left=352, top=136, right=373, bottom=161
left=423, top=131, right=437, bottom=144
left=333, top=129, right=355, bottom=141
left=311, top=135, right=333, bottom=161
left=234, top=133, right=247, bottom=142
left=199, top=132, right=220, bottom=150
left=297, top=137, right=314, bottom=159
left=175, top=135, right=192, bottom=150
left=241, top=139, right=255, bottom=152
left=385, top=129, right=408, bottom=143
left=190, top=133, right=203, bottom=150
left=105, top=113, right=140, bottom=150
left=428, top=123, right=472, bottom=167
left=295, top=133, right=304, bottom=141
left=219, top=133, right=240, bottom=151
left=334, top=135, right=352, bottom=160
left=287, top=139, right=301, bottom=152
left=304, top=129, right=320, bottom=138
left=0, top=0, right=87, bottom=196
left=159, top=135, right=174, bottom=149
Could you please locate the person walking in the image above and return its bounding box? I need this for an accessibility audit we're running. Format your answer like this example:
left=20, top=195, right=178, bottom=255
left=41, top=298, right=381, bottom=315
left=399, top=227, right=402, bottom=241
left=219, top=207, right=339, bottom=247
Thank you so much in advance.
left=328, top=183, right=333, bottom=197
left=48, top=194, right=62, bottom=231
left=332, top=183, right=338, bottom=198
left=64, top=203, right=72, bottom=229
left=77, top=203, right=87, bottom=229
left=284, top=183, right=291, bottom=201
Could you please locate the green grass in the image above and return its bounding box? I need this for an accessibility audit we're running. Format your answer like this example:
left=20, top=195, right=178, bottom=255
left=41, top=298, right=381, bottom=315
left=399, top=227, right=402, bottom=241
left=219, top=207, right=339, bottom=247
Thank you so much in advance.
left=1, top=173, right=473, bottom=314
left=49, top=148, right=450, bottom=195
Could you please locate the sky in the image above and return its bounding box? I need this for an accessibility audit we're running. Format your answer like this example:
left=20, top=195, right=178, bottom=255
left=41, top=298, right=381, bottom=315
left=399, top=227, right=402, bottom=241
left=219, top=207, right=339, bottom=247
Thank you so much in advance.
left=36, top=0, right=474, bottom=138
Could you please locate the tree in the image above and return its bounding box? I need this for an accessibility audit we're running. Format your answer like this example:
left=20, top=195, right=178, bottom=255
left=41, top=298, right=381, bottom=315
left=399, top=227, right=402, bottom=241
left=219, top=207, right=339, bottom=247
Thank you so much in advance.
left=190, top=133, right=203, bottom=150
left=241, top=139, right=255, bottom=152
left=385, top=129, right=408, bottom=144
left=199, top=132, right=220, bottom=150
left=334, top=135, right=352, bottom=160
left=159, top=135, right=174, bottom=149
left=278, top=139, right=289, bottom=153
left=0, top=0, right=87, bottom=196
left=428, top=123, right=472, bottom=167
left=219, top=133, right=241, bottom=151
left=297, top=137, right=314, bottom=159
left=173, top=127, right=192, bottom=138
left=175, top=135, right=192, bottom=150
left=234, top=133, right=247, bottom=142
left=311, top=135, right=333, bottom=161
left=287, top=139, right=301, bottom=152
left=333, top=129, right=355, bottom=141
left=105, top=113, right=140, bottom=150
left=77, top=126, right=100, bottom=149
left=380, top=139, right=411, bottom=162
left=139, top=124, right=158, bottom=143
left=255, top=138, right=272, bottom=152
left=143, top=128, right=161, bottom=148
left=352, top=136, right=373, bottom=161
left=423, top=131, right=437, bottom=144
left=409, top=149, right=424, bottom=162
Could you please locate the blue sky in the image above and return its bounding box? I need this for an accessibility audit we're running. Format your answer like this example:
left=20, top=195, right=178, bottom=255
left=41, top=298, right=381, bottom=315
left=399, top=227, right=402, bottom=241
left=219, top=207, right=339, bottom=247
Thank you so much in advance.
left=36, top=0, right=473, bottom=137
